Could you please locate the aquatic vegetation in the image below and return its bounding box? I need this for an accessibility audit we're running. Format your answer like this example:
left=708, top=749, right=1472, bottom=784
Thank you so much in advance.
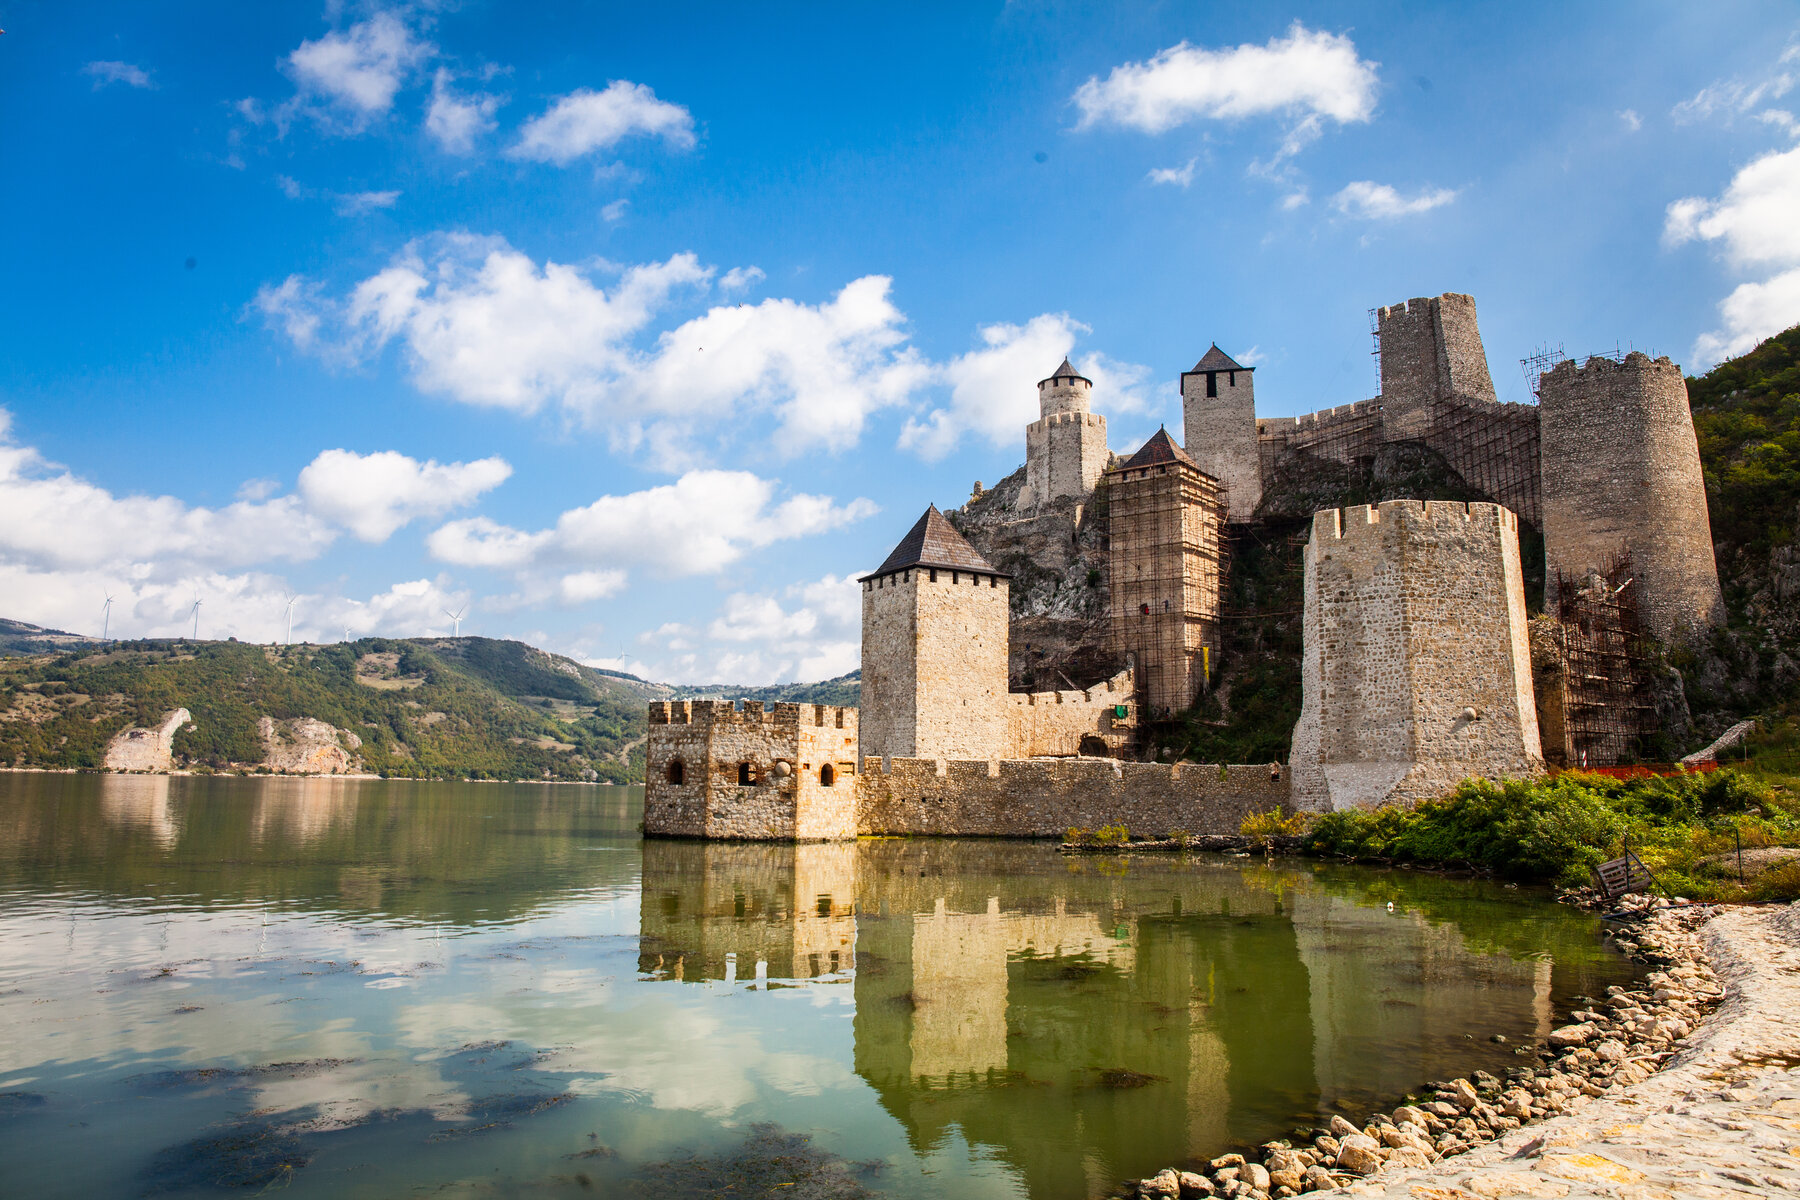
left=143, top=1121, right=311, bottom=1191
left=628, top=1124, right=881, bottom=1199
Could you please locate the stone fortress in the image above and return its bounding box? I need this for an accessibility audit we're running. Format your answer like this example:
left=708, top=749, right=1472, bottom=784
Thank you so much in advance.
left=646, top=292, right=1724, bottom=839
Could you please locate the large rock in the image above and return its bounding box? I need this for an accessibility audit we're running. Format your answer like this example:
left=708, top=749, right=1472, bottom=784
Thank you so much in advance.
left=258, top=717, right=363, bottom=774
left=103, top=708, right=191, bottom=771
left=1334, top=1134, right=1384, bottom=1175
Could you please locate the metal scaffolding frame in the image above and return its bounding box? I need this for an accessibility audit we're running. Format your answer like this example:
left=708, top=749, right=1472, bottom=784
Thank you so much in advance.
left=1551, top=553, right=1661, bottom=767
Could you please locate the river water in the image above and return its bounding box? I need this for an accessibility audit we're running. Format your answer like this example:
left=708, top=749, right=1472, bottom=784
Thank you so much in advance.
left=0, top=774, right=1641, bottom=1198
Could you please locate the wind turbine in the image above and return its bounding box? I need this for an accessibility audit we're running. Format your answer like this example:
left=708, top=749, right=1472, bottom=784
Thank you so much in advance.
left=189, top=594, right=202, bottom=641
left=343, top=625, right=352, bottom=644
left=282, top=594, right=297, bottom=645
left=444, top=606, right=466, bottom=638
left=101, top=591, right=114, bottom=642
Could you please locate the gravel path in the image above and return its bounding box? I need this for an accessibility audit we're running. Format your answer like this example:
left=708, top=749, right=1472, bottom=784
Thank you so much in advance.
left=1339, top=901, right=1800, bottom=1199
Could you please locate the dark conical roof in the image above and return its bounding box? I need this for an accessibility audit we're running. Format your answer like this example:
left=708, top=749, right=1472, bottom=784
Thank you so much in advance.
left=1039, top=357, right=1091, bottom=386
left=1116, top=426, right=1200, bottom=472
left=1191, top=344, right=1247, bottom=372
left=860, top=506, right=1006, bottom=582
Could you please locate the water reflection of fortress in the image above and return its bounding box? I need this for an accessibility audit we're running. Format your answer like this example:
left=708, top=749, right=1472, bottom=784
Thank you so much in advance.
left=639, top=841, right=1582, bottom=1188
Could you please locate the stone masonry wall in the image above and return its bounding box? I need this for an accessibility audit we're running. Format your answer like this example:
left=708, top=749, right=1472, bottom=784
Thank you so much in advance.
left=1024, top=410, right=1109, bottom=509
left=1539, top=352, right=1725, bottom=646
left=1290, top=500, right=1543, bottom=811
left=1005, top=666, right=1136, bottom=757
left=644, top=701, right=860, bottom=840
left=1182, top=367, right=1261, bottom=522
left=860, top=568, right=1011, bottom=761
left=1378, top=293, right=1499, bottom=439
left=856, top=757, right=1293, bottom=837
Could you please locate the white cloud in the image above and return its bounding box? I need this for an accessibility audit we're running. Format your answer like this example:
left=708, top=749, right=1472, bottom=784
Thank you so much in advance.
left=297, top=449, right=512, bottom=542
left=259, top=235, right=931, bottom=466
left=1074, top=23, right=1378, bottom=144
left=335, top=189, right=400, bottom=215
left=509, top=81, right=695, bottom=165
left=429, top=470, right=877, bottom=579
left=1280, top=189, right=1310, bottom=210
left=0, top=410, right=335, bottom=574
left=424, top=68, right=503, bottom=154
left=600, top=198, right=630, bottom=222
left=559, top=570, right=627, bottom=604
left=899, top=314, right=1082, bottom=460
left=1669, top=142, right=1800, bottom=364
left=1692, top=268, right=1800, bottom=363
left=1672, top=47, right=1797, bottom=124
left=1147, top=158, right=1197, bottom=187
left=639, top=573, right=862, bottom=685
left=285, top=12, right=432, bottom=124
left=1619, top=108, right=1643, bottom=131
left=1663, top=145, right=1800, bottom=269
left=1760, top=109, right=1800, bottom=137
left=1331, top=180, right=1458, bottom=219
left=719, top=266, right=765, bottom=293
left=84, top=61, right=153, bottom=90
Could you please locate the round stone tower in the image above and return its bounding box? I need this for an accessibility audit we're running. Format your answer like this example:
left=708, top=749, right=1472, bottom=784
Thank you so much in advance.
left=1538, top=352, right=1724, bottom=646
left=1024, top=358, right=1109, bottom=509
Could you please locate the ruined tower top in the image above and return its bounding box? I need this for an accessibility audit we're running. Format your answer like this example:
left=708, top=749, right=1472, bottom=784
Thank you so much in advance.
left=1037, top=357, right=1094, bottom=418
left=1376, top=293, right=1498, bottom=438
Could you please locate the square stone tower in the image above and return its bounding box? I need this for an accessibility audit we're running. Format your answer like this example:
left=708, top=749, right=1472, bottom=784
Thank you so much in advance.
left=1376, top=293, right=1499, bottom=439
left=1537, top=352, right=1725, bottom=647
left=1024, top=358, right=1110, bottom=509
left=1105, top=429, right=1227, bottom=715
left=859, top=507, right=1012, bottom=761
left=1289, top=500, right=1543, bottom=811
left=1181, top=344, right=1261, bottom=522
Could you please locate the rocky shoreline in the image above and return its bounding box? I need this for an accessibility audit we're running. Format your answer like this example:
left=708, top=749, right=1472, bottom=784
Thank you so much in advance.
left=1119, top=892, right=1777, bottom=1199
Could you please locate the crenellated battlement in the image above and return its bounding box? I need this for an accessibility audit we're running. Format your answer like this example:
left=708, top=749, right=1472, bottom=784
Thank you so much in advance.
left=1027, top=411, right=1106, bottom=431
left=1542, top=351, right=1680, bottom=383
left=649, top=700, right=858, bottom=730
left=1309, top=500, right=1518, bottom=548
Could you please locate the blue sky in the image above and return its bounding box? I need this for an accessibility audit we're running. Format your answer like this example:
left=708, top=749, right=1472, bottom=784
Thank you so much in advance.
left=3, top=2, right=1798, bottom=683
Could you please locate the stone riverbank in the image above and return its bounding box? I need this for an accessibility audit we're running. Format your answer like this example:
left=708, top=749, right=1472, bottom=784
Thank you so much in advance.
left=1122, top=897, right=1800, bottom=1199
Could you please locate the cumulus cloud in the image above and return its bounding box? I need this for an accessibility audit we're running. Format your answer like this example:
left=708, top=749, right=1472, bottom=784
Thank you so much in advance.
left=257, top=234, right=931, bottom=465
left=297, top=449, right=511, bottom=542
left=1668, top=143, right=1800, bottom=364
left=509, top=81, right=695, bottom=164
left=287, top=12, right=431, bottom=118
left=1619, top=108, right=1643, bottom=132
left=427, top=470, right=877, bottom=579
left=0, top=410, right=335, bottom=574
left=1331, top=180, right=1458, bottom=219
left=639, top=574, right=862, bottom=685
left=1147, top=158, right=1197, bottom=187
left=425, top=68, right=503, bottom=154
left=84, top=61, right=153, bottom=90
left=1074, top=23, right=1378, bottom=148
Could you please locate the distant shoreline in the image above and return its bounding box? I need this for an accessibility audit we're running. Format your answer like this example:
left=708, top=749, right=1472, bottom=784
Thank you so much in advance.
left=0, top=766, right=630, bottom=786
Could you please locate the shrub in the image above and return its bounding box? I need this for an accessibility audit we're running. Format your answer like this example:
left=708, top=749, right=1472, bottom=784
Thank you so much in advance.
left=1241, top=807, right=1309, bottom=846
left=1093, top=823, right=1131, bottom=846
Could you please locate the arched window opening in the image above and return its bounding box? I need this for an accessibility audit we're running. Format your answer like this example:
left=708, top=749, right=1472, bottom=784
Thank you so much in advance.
left=738, top=762, right=754, bottom=786
left=666, top=758, right=685, bottom=785
left=821, top=763, right=836, bottom=787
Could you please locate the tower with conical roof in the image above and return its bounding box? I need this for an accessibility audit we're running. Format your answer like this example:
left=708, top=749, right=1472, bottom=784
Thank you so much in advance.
left=1104, top=428, right=1227, bottom=714
left=859, top=507, right=1013, bottom=760
left=1181, top=344, right=1260, bottom=523
left=1024, top=357, right=1110, bottom=509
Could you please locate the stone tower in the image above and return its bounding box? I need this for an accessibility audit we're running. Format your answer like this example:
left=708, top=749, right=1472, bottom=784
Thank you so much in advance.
left=1289, top=500, right=1543, bottom=811
left=1105, top=429, right=1227, bottom=715
left=1024, top=358, right=1109, bottom=509
left=859, top=507, right=1012, bottom=761
left=1538, top=353, right=1725, bottom=646
left=1181, top=344, right=1261, bottom=522
left=1376, top=293, right=1498, bottom=439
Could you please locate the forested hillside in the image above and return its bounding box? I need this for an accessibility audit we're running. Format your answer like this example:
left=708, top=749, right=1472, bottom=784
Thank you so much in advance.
left=0, top=636, right=664, bottom=782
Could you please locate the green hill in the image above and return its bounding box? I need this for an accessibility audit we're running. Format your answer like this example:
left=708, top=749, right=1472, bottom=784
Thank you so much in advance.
left=673, top=669, right=861, bottom=707
left=0, top=636, right=667, bottom=782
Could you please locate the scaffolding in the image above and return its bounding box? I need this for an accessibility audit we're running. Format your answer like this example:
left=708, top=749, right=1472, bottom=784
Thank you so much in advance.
left=1519, top=343, right=1567, bottom=399
left=1549, top=553, right=1661, bottom=767
left=1368, top=306, right=1383, bottom=397
left=1105, top=455, right=1229, bottom=716
left=1421, top=398, right=1544, bottom=528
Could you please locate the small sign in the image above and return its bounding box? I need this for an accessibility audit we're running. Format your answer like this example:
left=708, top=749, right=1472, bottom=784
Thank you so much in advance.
left=1113, top=705, right=1128, bottom=719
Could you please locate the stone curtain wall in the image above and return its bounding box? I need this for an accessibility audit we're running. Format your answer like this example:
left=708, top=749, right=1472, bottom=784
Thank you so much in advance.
left=856, top=757, right=1292, bottom=837
left=1182, top=367, right=1262, bottom=522
left=1005, top=666, right=1136, bottom=757
left=1539, top=353, right=1725, bottom=645
left=1257, top=402, right=1387, bottom=481
left=644, top=701, right=860, bottom=840
left=860, top=568, right=1012, bottom=761
left=1420, top=398, right=1543, bottom=529
left=1290, top=501, right=1543, bottom=811
left=1024, top=411, right=1110, bottom=509
left=1107, top=461, right=1227, bottom=713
